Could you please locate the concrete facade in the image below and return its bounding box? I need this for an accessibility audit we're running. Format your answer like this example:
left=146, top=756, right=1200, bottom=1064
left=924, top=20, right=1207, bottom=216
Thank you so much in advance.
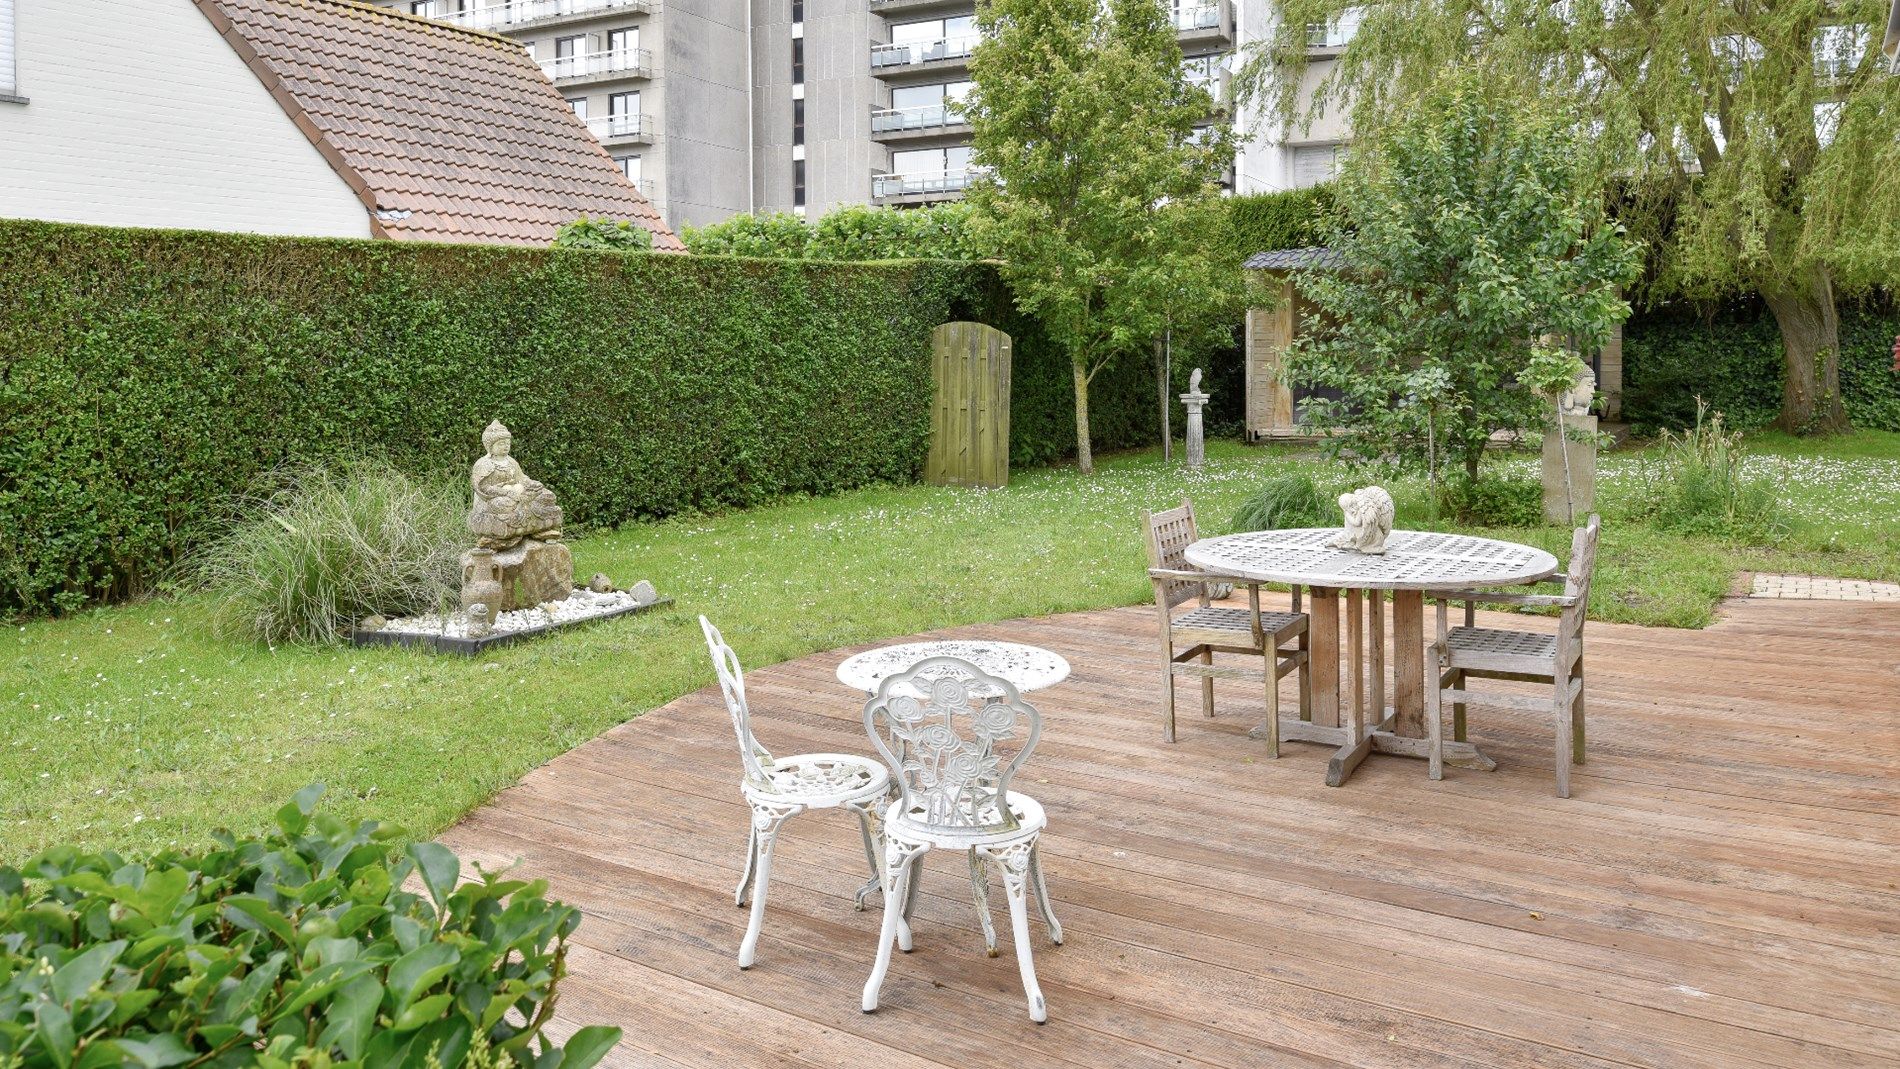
left=0, top=0, right=372, bottom=238
left=376, top=0, right=1352, bottom=229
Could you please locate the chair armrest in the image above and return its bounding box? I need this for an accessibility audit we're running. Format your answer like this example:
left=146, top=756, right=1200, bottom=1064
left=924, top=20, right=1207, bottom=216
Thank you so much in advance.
left=1431, top=590, right=1578, bottom=608
left=1148, top=568, right=1257, bottom=586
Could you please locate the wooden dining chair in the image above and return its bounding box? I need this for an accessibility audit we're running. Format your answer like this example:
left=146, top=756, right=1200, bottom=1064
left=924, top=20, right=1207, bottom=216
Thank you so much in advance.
left=1142, top=499, right=1310, bottom=752
left=1423, top=515, right=1600, bottom=797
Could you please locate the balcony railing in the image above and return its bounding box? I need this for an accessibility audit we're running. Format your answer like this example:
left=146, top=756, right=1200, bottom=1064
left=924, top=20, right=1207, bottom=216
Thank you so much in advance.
left=871, top=35, right=980, bottom=68
left=871, top=102, right=967, bottom=133
left=872, top=168, right=977, bottom=199
left=415, top=0, right=651, bottom=31
left=1172, top=4, right=1221, bottom=31
left=585, top=113, right=654, bottom=141
left=543, top=47, right=652, bottom=80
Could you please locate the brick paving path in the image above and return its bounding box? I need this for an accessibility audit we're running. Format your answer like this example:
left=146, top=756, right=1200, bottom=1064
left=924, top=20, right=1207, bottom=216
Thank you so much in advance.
left=1749, top=573, right=1900, bottom=602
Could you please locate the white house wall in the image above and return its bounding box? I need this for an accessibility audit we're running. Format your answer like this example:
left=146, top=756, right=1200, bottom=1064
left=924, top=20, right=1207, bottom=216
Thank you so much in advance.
left=0, top=0, right=372, bottom=238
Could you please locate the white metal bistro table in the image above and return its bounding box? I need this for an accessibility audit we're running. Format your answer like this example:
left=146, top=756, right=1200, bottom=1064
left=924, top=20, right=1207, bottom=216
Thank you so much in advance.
left=1185, top=528, right=1559, bottom=785
left=837, top=640, right=1071, bottom=695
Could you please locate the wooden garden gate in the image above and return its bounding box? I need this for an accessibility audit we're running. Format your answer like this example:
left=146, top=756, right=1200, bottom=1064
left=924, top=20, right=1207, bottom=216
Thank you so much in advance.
left=925, top=321, right=1012, bottom=488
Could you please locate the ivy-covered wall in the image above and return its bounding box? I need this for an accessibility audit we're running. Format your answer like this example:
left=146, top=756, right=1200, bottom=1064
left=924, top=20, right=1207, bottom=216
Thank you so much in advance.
left=1622, top=298, right=1900, bottom=433
left=0, top=219, right=1157, bottom=613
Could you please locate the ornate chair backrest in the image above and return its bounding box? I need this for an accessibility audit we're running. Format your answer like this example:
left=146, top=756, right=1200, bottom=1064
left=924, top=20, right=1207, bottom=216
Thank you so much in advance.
left=1560, top=515, right=1601, bottom=643
left=1143, top=498, right=1210, bottom=610
left=863, top=657, right=1041, bottom=834
left=699, top=615, right=777, bottom=791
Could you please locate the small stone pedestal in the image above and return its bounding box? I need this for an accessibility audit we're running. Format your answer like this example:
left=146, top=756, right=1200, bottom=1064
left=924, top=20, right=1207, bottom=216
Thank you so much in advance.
left=463, top=540, right=574, bottom=612
left=1179, top=371, right=1210, bottom=470
left=1542, top=413, right=1597, bottom=525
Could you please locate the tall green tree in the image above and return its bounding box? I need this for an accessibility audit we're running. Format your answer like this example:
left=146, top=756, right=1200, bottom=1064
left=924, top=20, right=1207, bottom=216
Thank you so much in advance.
left=966, top=0, right=1236, bottom=472
left=1251, top=0, right=1900, bottom=433
left=1289, top=72, right=1642, bottom=482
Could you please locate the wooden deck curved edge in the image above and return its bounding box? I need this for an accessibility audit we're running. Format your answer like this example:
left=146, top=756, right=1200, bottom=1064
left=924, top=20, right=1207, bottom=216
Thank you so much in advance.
left=438, top=596, right=1900, bottom=1069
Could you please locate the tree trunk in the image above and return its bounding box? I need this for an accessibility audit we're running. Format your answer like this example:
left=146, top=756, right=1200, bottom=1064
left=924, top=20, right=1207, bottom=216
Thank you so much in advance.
left=1155, top=335, right=1171, bottom=462
left=1763, top=267, right=1850, bottom=434
left=1073, top=358, right=1095, bottom=475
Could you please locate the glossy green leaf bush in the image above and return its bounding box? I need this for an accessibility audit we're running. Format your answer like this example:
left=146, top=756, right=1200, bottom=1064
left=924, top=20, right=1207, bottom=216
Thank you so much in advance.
left=551, top=217, right=653, bottom=252
left=0, top=786, right=619, bottom=1069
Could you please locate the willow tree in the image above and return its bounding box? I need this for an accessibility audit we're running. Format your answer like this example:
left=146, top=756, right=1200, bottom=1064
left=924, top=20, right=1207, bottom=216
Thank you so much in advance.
left=965, top=0, right=1235, bottom=472
left=1251, top=0, right=1900, bottom=432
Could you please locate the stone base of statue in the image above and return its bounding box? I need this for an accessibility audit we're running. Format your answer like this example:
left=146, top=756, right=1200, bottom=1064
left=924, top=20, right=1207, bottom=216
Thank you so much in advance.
left=465, top=539, right=574, bottom=612
left=1542, top=413, right=1597, bottom=525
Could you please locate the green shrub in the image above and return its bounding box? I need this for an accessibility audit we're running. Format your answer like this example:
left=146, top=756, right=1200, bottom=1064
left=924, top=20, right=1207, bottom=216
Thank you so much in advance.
left=682, top=203, right=976, bottom=261
left=1228, top=185, right=1338, bottom=262
left=0, top=786, right=619, bottom=1069
left=1230, top=471, right=1329, bottom=532
left=1622, top=299, right=1900, bottom=433
left=1629, top=405, right=1784, bottom=541
left=1436, top=476, right=1544, bottom=528
left=551, top=217, right=653, bottom=252
left=0, top=218, right=1168, bottom=615
left=193, top=462, right=464, bottom=645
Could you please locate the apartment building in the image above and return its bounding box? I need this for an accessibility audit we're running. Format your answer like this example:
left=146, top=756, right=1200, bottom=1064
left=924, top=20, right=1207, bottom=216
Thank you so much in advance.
left=378, top=0, right=1351, bottom=228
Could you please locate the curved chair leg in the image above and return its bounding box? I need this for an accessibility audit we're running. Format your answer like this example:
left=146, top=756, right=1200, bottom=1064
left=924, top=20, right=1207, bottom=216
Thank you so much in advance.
left=898, top=848, right=926, bottom=952
left=1028, top=843, right=1062, bottom=945
left=991, top=842, right=1048, bottom=1023
left=863, top=839, right=928, bottom=1014
left=846, top=799, right=884, bottom=911
left=968, top=849, right=998, bottom=957
left=738, top=801, right=801, bottom=969
left=734, top=824, right=758, bottom=908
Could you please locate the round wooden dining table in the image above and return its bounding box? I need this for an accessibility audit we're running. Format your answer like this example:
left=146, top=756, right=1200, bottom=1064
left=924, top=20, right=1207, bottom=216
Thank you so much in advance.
left=1185, top=528, right=1559, bottom=785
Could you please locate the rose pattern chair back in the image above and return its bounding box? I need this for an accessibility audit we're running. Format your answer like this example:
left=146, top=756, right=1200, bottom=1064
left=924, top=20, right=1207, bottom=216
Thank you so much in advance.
left=863, top=657, right=1042, bottom=834
left=700, top=616, right=778, bottom=791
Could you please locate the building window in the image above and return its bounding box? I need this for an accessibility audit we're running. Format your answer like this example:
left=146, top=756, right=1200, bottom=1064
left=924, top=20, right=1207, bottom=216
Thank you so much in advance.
left=607, top=27, right=639, bottom=54
left=1290, top=144, right=1345, bottom=187
left=791, top=0, right=802, bottom=22
left=616, top=155, right=642, bottom=182
left=1, top=0, right=17, bottom=97
left=567, top=97, right=589, bottom=119
left=792, top=36, right=804, bottom=83
left=793, top=97, right=805, bottom=144
left=610, top=91, right=640, bottom=136
left=793, top=159, right=806, bottom=208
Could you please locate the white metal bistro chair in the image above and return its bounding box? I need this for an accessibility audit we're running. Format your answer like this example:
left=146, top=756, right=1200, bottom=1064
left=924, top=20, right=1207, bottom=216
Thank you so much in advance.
left=699, top=616, right=891, bottom=969
left=1143, top=499, right=1310, bottom=750
left=860, top=657, right=1062, bottom=1023
left=1423, top=515, right=1601, bottom=797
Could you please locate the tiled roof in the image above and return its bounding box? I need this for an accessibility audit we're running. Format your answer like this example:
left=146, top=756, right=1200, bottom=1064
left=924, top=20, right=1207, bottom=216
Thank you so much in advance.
left=195, top=0, right=682, bottom=249
left=1243, top=246, right=1344, bottom=271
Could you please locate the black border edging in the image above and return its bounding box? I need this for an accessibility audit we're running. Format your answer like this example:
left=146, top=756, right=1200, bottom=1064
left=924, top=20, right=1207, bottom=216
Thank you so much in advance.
left=346, top=597, right=673, bottom=656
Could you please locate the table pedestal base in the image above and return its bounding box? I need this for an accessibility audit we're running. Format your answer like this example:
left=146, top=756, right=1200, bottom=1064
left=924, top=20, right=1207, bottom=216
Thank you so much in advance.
left=1253, top=713, right=1497, bottom=786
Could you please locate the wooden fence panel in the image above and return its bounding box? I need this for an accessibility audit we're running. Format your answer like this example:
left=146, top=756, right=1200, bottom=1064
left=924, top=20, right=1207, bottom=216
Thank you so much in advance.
left=925, top=321, right=1012, bottom=488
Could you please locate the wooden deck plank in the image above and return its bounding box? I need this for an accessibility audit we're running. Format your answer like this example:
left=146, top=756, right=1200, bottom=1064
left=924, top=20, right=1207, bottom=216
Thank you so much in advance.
left=441, top=596, right=1900, bottom=1069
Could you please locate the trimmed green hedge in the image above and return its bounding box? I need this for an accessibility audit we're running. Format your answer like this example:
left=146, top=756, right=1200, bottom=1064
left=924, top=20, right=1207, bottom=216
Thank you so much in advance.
left=1622, top=299, right=1900, bottom=432
left=1228, top=184, right=1337, bottom=261
left=0, top=219, right=1157, bottom=614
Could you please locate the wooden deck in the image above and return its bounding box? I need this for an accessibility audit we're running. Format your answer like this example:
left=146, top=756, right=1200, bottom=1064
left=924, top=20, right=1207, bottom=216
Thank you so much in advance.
left=440, top=596, right=1900, bottom=1069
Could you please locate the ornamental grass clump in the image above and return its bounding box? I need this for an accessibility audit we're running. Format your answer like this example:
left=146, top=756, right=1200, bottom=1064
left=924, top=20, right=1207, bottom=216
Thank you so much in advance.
left=1230, top=472, right=1330, bottom=532
left=0, top=786, right=619, bottom=1069
left=1633, top=404, right=1785, bottom=542
left=195, top=462, right=464, bottom=645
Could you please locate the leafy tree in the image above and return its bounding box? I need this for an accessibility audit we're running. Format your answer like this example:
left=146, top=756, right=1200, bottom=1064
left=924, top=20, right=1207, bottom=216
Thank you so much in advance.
left=1287, top=72, right=1641, bottom=484
left=551, top=216, right=653, bottom=252
left=1252, top=0, right=1900, bottom=433
left=965, top=0, right=1234, bottom=473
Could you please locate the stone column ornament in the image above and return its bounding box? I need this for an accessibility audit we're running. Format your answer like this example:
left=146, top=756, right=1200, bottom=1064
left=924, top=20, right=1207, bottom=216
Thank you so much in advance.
left=1179, top=368, right=1210, bottom=470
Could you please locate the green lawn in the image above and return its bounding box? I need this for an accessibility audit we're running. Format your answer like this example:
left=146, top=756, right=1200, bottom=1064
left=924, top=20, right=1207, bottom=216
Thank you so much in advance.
left=5, top=432, right=1896, bottom=861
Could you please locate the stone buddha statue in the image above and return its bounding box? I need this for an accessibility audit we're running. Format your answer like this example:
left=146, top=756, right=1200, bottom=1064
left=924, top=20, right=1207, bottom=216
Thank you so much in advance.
left=468, top=420, right=564, bottom=550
